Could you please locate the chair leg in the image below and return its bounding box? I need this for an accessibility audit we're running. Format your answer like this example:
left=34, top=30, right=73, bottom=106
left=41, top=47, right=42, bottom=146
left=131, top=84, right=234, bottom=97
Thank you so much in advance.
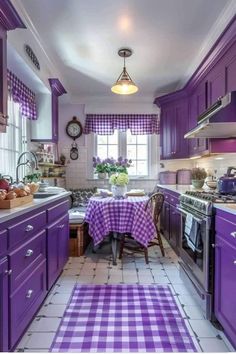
left=144, top=247, right=149, bottom=264
left=119, top=234, right=125, bottom=259
left=156, top=229, right=165, bottom=257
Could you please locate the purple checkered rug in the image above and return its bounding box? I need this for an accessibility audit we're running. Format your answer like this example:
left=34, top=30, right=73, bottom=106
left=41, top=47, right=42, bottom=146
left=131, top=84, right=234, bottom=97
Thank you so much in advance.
left=50, top=284, right=197, bottom=352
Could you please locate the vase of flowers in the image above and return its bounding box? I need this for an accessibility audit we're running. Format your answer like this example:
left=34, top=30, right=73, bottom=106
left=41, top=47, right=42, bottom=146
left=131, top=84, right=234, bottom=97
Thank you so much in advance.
left=109, top=172, right=129, bottom=197
left=191, top=167, right=207, bottom=189
left=92, top=156, right=132, bottom=178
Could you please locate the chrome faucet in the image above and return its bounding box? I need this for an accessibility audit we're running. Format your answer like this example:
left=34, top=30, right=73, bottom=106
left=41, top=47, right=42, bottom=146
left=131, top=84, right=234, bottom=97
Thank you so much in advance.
left=16, top=151, right=39, bottom=183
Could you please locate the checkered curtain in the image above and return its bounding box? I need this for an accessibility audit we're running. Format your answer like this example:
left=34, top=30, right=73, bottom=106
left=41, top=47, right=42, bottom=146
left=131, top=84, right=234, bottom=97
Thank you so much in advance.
left=84, top=114, right=160, bottom=135
left=7, top=70, right=37, bottom=120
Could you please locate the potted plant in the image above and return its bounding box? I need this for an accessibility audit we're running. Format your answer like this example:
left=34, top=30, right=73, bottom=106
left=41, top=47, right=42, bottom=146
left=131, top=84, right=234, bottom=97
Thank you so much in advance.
left=109, top=172, right=129, bottom=197
left=191, top=167, right=207, bottom=189
left=92, top=157, right=108, bottom=179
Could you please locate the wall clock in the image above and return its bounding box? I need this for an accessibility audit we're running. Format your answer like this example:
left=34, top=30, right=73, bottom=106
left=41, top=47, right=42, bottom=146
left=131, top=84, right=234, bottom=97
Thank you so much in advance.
left=66, top=116, right=83, bottom=140
left=70, top=142, right=79, bottom=160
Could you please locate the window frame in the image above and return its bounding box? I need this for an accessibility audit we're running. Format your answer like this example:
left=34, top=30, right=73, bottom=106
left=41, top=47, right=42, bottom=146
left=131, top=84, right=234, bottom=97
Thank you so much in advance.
left=93, top=130, right=153, bottom=179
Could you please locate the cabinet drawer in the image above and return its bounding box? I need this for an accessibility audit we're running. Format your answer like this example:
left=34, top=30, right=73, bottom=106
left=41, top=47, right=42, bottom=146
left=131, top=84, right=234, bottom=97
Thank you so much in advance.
left=0, top=230, right=7, bottom=257
left=9, top=230, right=46, bottom=293
left=47, top=199, right=69, bottom=223
left=10, top=261, right=46, bottom=348
left=215, top=216, right=236, bottom=247
left=8, top=211, right=46, bottom=249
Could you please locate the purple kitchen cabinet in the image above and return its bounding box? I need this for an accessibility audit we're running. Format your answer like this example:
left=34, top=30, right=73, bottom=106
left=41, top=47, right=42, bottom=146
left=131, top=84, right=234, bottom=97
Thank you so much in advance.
left=47, top=213, right=69, bottom=290
left=214, top=216, right=236, bottom=348
left=48, top=79, right=67, bottom=143
left=225, top=42, right=236, bottom=93
left=160, top=200, right=170, bottom=239
left=169, top=204, right=181, bottom=255
left=159, top=97, right=189, bottom=160
left=207, top=62, right=226, bottom=106
left=0, top=257, right=9, bottom=352
left=10, top=260, right=47, bottom=348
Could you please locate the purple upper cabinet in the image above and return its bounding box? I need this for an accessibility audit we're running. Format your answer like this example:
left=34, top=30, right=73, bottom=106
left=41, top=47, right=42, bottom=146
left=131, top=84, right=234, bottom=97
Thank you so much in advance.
left=225, top=41, right=236, bottom=92
left=207, top=62, right=226, bottom=106
left=48, top=78, right=67, bottom=143
left=156, top=91, right=189, bottom=160
left=0, top=0, right=25, bottom=133
left=0, top=257, right=9, bottom=352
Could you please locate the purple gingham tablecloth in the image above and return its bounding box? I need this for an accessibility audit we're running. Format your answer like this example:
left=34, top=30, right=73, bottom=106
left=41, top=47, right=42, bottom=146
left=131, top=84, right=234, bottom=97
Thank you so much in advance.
left=85, top=196, right=155, bottom=247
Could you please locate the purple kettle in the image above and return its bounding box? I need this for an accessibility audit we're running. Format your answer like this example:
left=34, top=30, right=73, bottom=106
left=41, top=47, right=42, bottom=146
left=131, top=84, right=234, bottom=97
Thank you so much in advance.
left=218, top=166, right=236, bottom=195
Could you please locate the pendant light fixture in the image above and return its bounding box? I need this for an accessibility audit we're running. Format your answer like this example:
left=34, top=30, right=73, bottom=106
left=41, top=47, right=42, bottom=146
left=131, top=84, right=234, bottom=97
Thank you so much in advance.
left=111, top=48, right=138, bottom=95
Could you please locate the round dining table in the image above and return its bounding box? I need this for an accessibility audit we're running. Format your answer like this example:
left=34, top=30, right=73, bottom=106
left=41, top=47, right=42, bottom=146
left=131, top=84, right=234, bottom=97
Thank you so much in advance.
left=85, top=196, right=155, bottom=265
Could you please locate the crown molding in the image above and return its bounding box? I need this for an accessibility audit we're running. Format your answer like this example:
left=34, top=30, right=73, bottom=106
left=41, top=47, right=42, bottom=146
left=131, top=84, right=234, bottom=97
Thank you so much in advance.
left=0, top=0, right=25, bottom=30
left=49, top=78, right=67, bottom=96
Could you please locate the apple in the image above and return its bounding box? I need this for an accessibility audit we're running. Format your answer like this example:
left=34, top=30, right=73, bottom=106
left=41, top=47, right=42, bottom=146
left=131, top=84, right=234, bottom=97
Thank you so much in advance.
left=0, top=179, right=9, bottom=191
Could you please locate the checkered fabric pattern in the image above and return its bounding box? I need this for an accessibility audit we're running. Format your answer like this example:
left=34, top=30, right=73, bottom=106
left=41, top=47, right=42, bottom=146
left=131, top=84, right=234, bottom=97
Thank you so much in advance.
left=85, top=196, right=155, bottom=247
left=50, top=284, right=197, bottom=352
left=83, top=114, right=160, bottom=135
left=7, top=70, right=37, bottom=120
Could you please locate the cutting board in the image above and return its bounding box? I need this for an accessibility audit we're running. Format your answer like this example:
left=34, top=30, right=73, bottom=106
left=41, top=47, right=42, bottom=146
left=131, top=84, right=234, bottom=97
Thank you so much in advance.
left=0, top=194, right=33, bottom=209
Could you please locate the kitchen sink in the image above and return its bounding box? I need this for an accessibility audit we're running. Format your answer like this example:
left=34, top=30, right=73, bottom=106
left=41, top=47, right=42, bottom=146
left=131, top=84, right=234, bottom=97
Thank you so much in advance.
left=33, top=193, right=58, bottom=199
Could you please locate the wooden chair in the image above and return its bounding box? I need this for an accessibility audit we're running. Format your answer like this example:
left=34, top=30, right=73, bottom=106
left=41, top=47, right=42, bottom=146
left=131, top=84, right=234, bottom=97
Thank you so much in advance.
left=119, top=192, right=165, bottom=264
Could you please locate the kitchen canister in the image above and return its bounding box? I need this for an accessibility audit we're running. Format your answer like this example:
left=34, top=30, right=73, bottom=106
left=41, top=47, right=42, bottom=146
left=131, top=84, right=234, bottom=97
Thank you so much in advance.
left=177, top=169, right=192, bottom=185
left=159, top=171, right=177, bottom=185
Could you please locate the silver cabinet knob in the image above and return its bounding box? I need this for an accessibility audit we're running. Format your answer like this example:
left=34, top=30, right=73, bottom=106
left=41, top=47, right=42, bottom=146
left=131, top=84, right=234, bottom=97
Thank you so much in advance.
left=4, top=269, right=12, bottom=275
left=212, top=244, right=218, bottom=248
left=234, top=260, right=236, bottom=265
left=25, top=224, right=34, bottom=232
left=230, top=231, right=236, bottom=238
left=26, top=289, right=33, bottom=298
left=25, top=249, right=34, bottom=257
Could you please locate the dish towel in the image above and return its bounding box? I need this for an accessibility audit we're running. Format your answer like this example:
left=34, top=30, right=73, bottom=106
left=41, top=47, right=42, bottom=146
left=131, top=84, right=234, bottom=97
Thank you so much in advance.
left=184, top=215, right=202, bottom=253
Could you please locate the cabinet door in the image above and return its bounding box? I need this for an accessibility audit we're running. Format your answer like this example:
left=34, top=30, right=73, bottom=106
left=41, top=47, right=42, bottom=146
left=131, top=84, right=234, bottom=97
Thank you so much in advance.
left=58, top=214, right=69, bottom=270
left=214, top=233, right=236, bottom=348
left=161, top=106, right=172, bottom=159
left=0, top=258, right=9, bottom=352
left=160, top=201, right=170, bottom=240
left=169, top=205, right=181, bottom=254
left=207, top=65, right=226, bottom=106
left=47, top=214, right=69, bottom=289
left=0, top=25, right=7, bottom=133
left=51, top=94, right=59, bottom=142
left=225, top=42, right=236, bottom=93
left=174, top=100, right=189, bottom=158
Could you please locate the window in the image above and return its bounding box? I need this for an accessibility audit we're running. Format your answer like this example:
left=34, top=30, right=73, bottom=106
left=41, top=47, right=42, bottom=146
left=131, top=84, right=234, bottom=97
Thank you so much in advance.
left=95, top=130, right=149, bottom=177
left=0, top=97, right=27, bottom=180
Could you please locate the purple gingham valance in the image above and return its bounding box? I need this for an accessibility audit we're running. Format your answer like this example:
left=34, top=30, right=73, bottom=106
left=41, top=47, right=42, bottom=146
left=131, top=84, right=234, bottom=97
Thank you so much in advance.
left=84, top=114, right=160, bottom=135
left=7, top=70, right=37, bottom=120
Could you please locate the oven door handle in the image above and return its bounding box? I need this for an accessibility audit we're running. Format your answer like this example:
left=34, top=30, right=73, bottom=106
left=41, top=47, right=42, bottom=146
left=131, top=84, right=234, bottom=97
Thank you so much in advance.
left=176, top=205, right=207, bottom=224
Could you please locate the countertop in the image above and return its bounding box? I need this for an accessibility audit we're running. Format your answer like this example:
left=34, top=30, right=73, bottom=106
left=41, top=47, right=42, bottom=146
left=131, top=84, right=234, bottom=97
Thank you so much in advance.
left=0, top=191, right=71, bottom=224
left=157, top=183, right=236, bottom=216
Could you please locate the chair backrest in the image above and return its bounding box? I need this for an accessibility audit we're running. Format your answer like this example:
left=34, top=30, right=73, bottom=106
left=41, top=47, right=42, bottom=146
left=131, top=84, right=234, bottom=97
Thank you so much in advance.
left=145, top=192, right=165, bottom=225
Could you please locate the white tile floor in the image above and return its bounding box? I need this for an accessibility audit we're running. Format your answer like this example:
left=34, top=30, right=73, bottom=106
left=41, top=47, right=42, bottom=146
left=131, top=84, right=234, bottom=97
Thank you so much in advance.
left=16, top=239, right=234, bottom=352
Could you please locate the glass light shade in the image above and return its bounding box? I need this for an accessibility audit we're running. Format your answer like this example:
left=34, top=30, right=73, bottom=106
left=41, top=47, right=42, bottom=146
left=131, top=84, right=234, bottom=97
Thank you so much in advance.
left=111, top=80, right=138, bottom=95
left=111, top=67, right=138, bottom=95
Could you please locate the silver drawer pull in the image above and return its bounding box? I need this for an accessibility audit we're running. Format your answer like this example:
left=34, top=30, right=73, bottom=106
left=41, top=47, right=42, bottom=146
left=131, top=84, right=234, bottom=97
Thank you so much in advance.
left=25, top=225, right=34, bottom=232
left=234, top=260, right=236, bottom=265
left=26, top=289, right=33, bottom=298
left=25, top=249, right=34, bottom=257
left=4, top=269, right=12, bottom=275
left=57, top=224, right=64, bottom=229
left=230, top=232, right=236, bottom=238
left=212, top=244, right=218, bottom=248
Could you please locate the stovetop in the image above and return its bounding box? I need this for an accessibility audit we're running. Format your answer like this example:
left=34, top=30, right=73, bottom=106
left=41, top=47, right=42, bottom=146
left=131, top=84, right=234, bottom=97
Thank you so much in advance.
left=179, top=190, right=236, bottom=216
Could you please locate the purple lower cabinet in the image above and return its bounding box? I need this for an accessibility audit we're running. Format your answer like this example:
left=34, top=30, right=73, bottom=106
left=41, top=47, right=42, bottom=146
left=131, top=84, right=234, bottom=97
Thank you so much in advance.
left=169, top=204, right=181, bottom=255
left=10, top=260, right=47, bottom=349
left=0, top=257, right=9, bottom=352
left=47, top=213, right=69, bottom=290
left=214, top=221, right=236, bottom=349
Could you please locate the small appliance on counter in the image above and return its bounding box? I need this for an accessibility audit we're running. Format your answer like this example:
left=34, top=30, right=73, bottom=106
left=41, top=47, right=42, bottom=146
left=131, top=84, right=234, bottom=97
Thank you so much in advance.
left=158, top=171, right=176, bottom=185
left=218, top=166, right=236, bottom=194
left=176, top=169, right=191, bottom=185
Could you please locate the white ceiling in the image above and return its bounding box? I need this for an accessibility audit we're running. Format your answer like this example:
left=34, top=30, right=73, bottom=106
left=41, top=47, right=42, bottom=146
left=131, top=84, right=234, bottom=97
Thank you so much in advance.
left=9, top=0, right=236, bottom=101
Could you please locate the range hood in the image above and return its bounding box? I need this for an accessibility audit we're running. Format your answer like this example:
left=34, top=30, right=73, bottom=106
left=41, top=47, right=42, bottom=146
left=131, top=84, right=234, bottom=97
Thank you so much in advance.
left=184, top=91, right=236, bottom=139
